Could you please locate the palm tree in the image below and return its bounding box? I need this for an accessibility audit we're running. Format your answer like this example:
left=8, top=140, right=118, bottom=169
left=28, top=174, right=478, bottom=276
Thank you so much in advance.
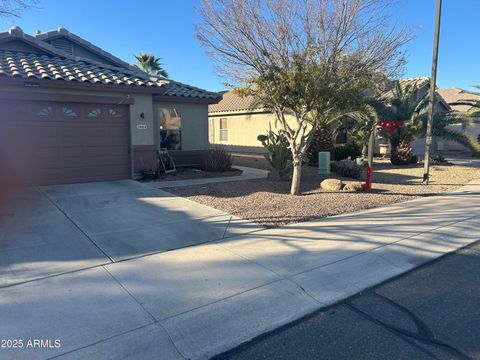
left=421, top=111, right=480, bottom=156
left=371, top=83, right=429, bottom=164
left=134, top=52, right=168, bottom=78
left=350, top=82, right=480, bottom=162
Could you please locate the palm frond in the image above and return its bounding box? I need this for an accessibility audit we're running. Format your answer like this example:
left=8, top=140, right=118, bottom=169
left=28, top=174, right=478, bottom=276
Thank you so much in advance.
left=432, top=128, right=480, bottom=156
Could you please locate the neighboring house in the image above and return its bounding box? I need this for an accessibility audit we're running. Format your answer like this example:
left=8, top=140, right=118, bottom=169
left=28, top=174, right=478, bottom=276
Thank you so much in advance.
left=0, top=26, right=221, bottom=186
left=208, top=77, right=451, bottom=156
left=208, top=91, right=305, bottom=154
left=378, top=77, right=451, bottom=156
left=437, top=88, right=480, bottom=153
left=209, top=90, right=278, bottom=154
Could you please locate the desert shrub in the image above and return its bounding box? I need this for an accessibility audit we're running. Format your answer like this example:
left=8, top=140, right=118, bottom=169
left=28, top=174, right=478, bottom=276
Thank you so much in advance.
left=433, top=154, right=449, bottom=164
left=201, top=146, right=233, bottom=171
left=334, top=143, right=362, bottom=161
left=257, top=126, right=291, bottom=180
left=336, top=158, right=362, bottom=179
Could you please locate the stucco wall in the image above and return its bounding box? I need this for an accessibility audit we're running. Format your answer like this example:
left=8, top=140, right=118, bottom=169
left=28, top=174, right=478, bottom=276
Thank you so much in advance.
left=129, top=93, right=155, bottom=146
left=154, top=101, right=209, bottom=150
left=208, top=112, right=298, bottom=152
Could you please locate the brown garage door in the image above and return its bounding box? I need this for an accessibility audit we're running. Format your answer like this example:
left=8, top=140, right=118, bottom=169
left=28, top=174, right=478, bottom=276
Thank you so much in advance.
left=0, top=100, right=131, bottom=186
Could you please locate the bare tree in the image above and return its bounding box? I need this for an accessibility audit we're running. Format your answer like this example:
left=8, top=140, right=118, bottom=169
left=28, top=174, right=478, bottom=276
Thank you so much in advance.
left=196, top=0, right=410, bottom=195
left=0, top=0, right=36, bottom=19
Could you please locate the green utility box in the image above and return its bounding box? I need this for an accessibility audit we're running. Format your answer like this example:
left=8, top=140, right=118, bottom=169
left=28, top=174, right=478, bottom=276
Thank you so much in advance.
left=318, top=151, right=331, bottom=175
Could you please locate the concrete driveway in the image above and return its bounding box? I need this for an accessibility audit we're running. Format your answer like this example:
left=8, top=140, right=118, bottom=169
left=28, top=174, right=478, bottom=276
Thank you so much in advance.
left=0, top=180, right=262, bottom=287
left=0, top=180, right=478, bottom=359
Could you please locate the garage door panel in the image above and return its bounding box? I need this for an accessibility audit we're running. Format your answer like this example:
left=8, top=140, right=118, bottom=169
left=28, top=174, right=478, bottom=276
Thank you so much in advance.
left=1, top=100, right=131, bottom=185
left=62, top=155, right=128, bottom=168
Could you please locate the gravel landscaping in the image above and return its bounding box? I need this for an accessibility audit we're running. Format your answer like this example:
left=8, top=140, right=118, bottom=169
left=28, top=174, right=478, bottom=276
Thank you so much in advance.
left=167, top=161, right=480, bottom=227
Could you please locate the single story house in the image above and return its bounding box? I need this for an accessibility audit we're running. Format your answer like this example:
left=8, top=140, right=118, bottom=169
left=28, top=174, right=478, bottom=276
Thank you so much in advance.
left=208, top=91, right=306, bottom=154
left=209, top=78, right=455, bottom=156
left=0, top=26, right=221, bottom=186
left=437, top=87, right=480, bottom=152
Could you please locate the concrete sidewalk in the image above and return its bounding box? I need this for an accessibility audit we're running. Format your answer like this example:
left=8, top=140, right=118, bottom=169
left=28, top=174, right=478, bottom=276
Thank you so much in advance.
left=1, top=181, right=479, bottom=360
left=147, top=166, right=269, bottom=188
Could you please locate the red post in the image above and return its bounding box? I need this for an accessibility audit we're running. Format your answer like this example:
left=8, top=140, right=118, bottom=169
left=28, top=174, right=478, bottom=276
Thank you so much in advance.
left=365, top=166, right=372, bottom=192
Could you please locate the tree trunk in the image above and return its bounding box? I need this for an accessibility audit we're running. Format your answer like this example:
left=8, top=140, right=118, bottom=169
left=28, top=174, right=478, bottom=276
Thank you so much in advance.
left=290, top=159, right=302, bottom=195
left=362, top=144, right=368, bottom=158
left=306, top=123, right=335, bottom=164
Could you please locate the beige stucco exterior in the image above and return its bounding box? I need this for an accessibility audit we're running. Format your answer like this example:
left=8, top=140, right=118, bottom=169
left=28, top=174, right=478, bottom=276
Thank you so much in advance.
left=130, top=93, right=155, bottom=146
left=0, top=26, right=222, bottom=184
left=208, top=111, right=299, bottom=153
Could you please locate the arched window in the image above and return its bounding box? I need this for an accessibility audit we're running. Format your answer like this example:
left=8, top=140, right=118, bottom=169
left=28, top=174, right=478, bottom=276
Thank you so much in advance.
left=108, top=109, right=122, bottom=118
left=37, top=106, right=53, bottom=117
left=159, top=108, right=181, bottom=150
left=88, top=108, right=102, bottom=118
left=62, top=107, right=78, bottom=118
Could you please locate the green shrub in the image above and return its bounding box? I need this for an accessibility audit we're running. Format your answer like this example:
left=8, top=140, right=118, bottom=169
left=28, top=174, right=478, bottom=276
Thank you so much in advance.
left=336, top=158, right=362, bottom=179
left=334, top=143, right=362, bottom=161
left=257, top=126, right=291, bottom=180
left=433, top=154, right=449, bottom=164
left=201, top=146, right=233, bottom=171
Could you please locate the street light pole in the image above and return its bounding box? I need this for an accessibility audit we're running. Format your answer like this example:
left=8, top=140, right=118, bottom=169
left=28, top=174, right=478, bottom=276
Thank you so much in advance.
left=423, top=0, right=443, bottom=185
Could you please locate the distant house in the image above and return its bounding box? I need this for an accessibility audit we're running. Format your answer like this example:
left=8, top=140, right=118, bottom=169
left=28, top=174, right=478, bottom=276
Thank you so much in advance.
left=0, top=26, right=221, bottom=186
left=208, top=91, right=293, bottom=154
left=437, top=88, right=480, bottom=153
left=208, top=78, right=452, bottom=156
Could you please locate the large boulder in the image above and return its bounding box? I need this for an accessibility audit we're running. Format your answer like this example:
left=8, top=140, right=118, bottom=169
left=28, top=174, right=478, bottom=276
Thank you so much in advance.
left=343, top=181, right=365, bottom=192
left=321, top=178, right=343, bottom=191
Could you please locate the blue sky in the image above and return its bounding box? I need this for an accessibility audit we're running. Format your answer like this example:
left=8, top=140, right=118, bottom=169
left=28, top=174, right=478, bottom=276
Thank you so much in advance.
left=3, top=0, right=479, bottom=92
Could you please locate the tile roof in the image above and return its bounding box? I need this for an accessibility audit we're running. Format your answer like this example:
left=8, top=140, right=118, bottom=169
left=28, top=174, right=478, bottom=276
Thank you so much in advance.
left=0, top=26, right=222, bottom=101
left=209, top=78, right=436, bottom=114
left=437, top=88, right=480, bottom=112
left=208, top=90, right=262, bottom=113
left=0, top=49, right=168, bottom=88
left=381, top=77, right=430, bottom=100
left=163, top=80, right=221, bottom=100
left=35, top=27, right=133, bottom=70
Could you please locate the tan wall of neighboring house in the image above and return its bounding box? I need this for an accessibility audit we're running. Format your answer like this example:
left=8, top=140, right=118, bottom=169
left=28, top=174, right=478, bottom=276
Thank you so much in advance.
left=208, top=111, right=298, bottom=153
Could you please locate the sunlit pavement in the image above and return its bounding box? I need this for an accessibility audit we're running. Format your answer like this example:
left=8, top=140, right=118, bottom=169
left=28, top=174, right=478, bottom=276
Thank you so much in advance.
left=0, top=180, right=479, bottom=359
left=216, top=240, right=480, bottom=360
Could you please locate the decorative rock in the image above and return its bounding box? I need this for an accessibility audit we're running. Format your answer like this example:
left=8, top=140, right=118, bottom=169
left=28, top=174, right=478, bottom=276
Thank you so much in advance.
left=321, top=179, right=343, bottom=191
left=343, top=181, right=365, bottom=192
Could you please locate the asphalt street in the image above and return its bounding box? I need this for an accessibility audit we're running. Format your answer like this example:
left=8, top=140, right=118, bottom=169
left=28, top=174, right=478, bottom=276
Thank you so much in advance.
left=215, top=240, right=480, bottom=360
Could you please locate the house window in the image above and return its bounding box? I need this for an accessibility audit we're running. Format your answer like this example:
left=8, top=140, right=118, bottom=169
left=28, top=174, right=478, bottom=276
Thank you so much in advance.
left=159, top=108, right=182, bottom=150
left=88, top=108, right=101, bottom=118
left=335, top=117, right=354, bottom=144
left=108, top=109, right=122, bottom=118
left=220, top=118, right=228, bottom=141
left=62, top=107, right=77, bottom=118
left=37, top=106, right=53, bottom=117
left=335, top=128, right=348, bottom=144
left=208, top=117, right=215, bottom=144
